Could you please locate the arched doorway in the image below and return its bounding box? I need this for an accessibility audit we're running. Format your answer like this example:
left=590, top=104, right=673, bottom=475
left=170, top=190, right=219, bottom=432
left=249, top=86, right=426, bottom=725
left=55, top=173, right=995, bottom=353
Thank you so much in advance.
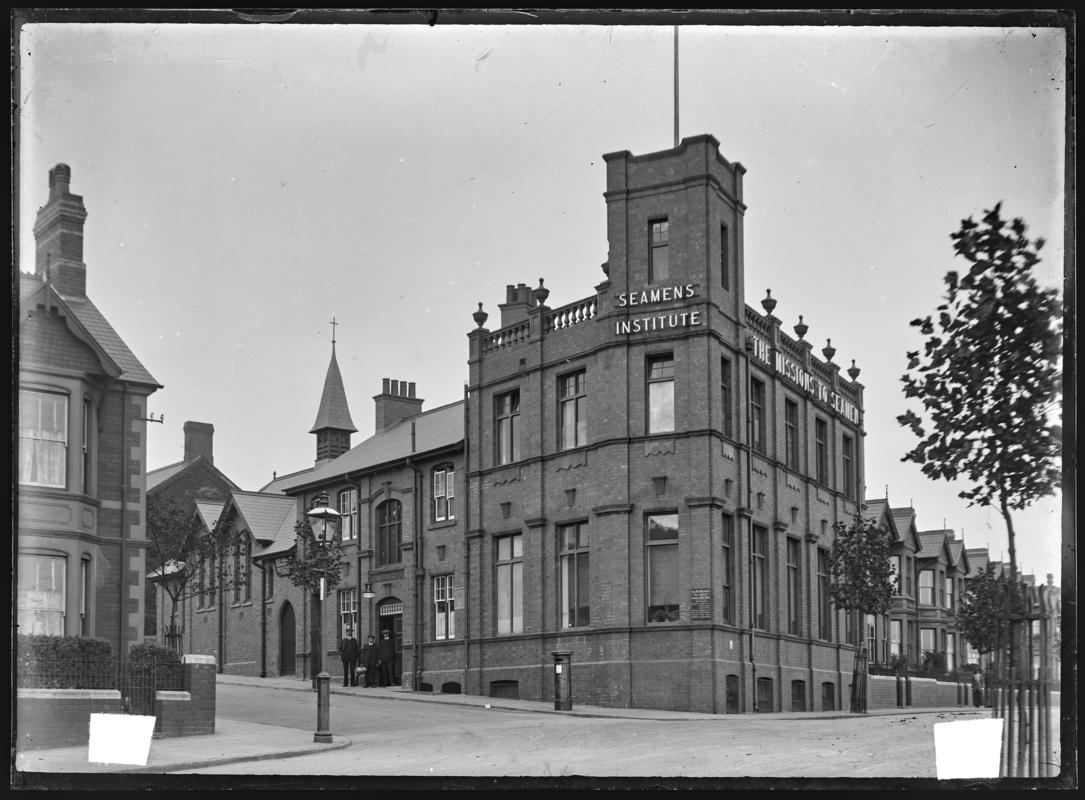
left=279, top=602, right=296, bottom=676
left=377, top=598, right=403, bottom=686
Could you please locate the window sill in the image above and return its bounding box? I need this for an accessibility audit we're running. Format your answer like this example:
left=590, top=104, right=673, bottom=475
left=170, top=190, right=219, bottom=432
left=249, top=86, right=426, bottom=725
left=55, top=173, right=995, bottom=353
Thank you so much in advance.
left=428, top=519, right=458, bottom=531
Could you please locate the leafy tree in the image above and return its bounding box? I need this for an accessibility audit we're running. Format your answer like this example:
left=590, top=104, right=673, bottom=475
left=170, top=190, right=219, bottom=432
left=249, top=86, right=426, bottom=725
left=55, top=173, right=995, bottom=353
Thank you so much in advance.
left=957, top=564, right=1016, bottom=657
left=829, top=511, right=895, bottom=712
left=281, top=514, right=347, bottom=680
left=282, top=517, right=347, bottom=595
left=145, top=495, right=216, bottom=647
left=828, top=512, right=895, bottom=621
left=898, top=203, right=1062, bottom=581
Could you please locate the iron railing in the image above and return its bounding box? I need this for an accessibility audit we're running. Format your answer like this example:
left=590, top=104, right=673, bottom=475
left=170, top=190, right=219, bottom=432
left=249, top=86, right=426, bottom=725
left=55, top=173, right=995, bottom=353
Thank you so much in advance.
left=16, top=655, right=184, bottom=715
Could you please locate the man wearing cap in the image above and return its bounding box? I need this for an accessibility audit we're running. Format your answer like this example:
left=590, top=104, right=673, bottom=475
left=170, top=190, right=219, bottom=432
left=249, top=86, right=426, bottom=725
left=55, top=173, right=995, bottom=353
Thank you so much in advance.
left=378, top=629, right=395, bottom=687
left=360, top=634, right=379, bottom=687
left=339, top=628, right=361, bottom=687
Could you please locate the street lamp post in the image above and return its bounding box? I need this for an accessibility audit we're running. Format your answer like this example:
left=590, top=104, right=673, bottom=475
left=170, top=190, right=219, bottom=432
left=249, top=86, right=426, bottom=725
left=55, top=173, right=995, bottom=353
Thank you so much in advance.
left=305, top=495, right=341, bottom=688
left=305, top=494, right=340, bottom=744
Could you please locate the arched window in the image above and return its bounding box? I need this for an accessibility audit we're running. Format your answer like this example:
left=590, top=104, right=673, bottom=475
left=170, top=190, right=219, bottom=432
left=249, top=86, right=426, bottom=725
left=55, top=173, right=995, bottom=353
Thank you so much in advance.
left=376, top=500, right=402, bottom=566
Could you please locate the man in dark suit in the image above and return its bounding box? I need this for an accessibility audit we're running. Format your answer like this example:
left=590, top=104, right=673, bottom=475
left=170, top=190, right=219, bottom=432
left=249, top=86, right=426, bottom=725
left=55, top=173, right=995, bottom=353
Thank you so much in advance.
left=339, top=628, right=361, bottom=687
left=378, top=629, right=395, bottom=687
left=360, top=634, right=379, bottom=687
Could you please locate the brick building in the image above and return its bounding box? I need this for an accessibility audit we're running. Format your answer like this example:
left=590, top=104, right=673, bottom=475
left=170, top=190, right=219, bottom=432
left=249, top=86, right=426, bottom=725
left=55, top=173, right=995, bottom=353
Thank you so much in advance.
left=145, top=421, right=240, bottom=646
left=174, top=135, right=1047, bottom=713
left=461, top=134, right=867, bottom=713
left=17, top=164, right=161, bottom=655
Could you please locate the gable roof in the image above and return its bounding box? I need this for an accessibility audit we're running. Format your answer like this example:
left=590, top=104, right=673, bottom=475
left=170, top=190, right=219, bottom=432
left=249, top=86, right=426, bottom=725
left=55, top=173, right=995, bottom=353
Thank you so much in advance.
left=20, top=271, right=159, bottom=388
left=147, top=453, right=241, bottom=494
left=194, top=500, right=226, bottom=532
left=947, top=538, right=970, bottom=572
left=863, top=499, right=895, bottom=536
left=226, top=491, right=298, bottom=545
left=916, top=530, right=954, bottom=562
left=891, top=506, right=916, bottom=535
left=277, top=399, right=464, bottom=494
left=887, top=506, right=921, bottom=553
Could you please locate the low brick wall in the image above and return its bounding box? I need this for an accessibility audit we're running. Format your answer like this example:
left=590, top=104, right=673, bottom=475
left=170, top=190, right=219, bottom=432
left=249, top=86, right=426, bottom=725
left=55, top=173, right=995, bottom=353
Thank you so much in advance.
left=16, top=654, right=217, bottom=749
left=868, top=674, right=972, bottom=710
left=16, top=689, right=124, bottom=750
left=155, top=657, right=216, bottom=737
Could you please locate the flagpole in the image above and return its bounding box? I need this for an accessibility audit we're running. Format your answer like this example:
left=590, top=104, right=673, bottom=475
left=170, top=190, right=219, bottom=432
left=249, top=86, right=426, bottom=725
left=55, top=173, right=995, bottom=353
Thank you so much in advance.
left=673, top=25, right=679, bottom=148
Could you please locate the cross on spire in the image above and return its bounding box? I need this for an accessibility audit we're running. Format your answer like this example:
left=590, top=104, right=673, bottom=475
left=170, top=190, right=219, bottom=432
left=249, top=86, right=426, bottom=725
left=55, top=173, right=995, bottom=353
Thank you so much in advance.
left=329, top=317, right=338, bottom=346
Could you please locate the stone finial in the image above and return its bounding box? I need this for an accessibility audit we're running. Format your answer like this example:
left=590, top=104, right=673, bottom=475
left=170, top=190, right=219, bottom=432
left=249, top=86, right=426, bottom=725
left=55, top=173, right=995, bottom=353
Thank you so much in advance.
left=533, top=277, right=550, bottom=307
left=822, top=338, right=836, bottom=362
left=847, top=359, right=861, bottom=380
left=794, top=315, right=808, bottom=340
left=473, top=302, right=488, bottom=329
left=761, top=289, right=776, bottom=315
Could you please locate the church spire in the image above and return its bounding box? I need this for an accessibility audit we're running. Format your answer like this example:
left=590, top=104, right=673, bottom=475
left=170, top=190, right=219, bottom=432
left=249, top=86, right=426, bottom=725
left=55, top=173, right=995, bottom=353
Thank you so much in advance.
left=310, top=320, right=357, bottom=463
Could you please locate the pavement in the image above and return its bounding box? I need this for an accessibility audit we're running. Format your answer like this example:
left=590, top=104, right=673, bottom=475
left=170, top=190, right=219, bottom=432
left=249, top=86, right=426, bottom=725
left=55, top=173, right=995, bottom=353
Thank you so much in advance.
left=13, top=673, right=984, bottom=775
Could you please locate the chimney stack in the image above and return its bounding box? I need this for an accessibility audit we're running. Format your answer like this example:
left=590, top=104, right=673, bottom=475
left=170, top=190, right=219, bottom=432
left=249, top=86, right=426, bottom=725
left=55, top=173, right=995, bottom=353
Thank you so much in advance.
left=183, top=421, right=215, bottom=465
left=34, top=163, right=89, bottom=297
left=373, top=378, right=424, bottom=433
left=498, top=283, right=535, bottom=328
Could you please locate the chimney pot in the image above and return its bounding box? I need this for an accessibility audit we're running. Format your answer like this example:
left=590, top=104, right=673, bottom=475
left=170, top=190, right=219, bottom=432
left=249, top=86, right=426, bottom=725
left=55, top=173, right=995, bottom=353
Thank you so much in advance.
left=49, top=164, right=72, bottom=199
left=382, top=378, right=391, bottom=395
left=390, top=379, right=400, bottom=396
left=408, top=381, right=416, bottom=398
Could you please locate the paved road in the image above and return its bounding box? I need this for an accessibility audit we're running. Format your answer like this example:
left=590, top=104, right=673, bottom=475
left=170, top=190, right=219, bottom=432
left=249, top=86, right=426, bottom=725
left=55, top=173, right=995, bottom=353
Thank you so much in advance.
left=175, top=682, right=994, bottom=778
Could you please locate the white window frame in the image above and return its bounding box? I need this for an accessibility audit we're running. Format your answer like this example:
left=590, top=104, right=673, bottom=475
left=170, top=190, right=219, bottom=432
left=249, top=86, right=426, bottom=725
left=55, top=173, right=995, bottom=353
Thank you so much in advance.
left=433, top=467, right=455, bottom=522
left=339, top=587, right=358, bottom=640
left=339, top=488, right=358, bottom=541
left=19, top=389, right=69, bottom=488
left=647, top=356, right=675, bottom=434
left=495, top=534, right=523, bottom=635
left=18, top=554, right=67, bottom=636
left=434, top=575, right=455, bottom=640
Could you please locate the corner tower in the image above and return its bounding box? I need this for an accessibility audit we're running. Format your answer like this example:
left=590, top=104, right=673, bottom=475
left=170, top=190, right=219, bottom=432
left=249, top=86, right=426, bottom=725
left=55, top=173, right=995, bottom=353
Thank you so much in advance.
left=601, top=133, right=746, bottom=327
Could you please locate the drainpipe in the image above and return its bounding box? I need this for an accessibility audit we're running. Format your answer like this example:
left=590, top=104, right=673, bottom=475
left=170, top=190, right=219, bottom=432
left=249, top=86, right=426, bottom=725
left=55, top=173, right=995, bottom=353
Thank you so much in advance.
left=119, top=383, right=129, bottom=668
left=256, top=559, right=267, bottom=677
left=742, top=335, right=757, bottom=711
left=462, top=383, right=471, bottom=692
left=406, top=424, right=424, bottom=690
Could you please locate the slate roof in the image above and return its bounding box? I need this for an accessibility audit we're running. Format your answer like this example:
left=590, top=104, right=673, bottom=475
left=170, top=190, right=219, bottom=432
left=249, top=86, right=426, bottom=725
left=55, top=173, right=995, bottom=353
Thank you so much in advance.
left=890, top=506, right=916, bottom=535
left=147, top=461, right=189, bottom=490
left=259, top=467, right=314, bottom=495
left=947, top=538, right=967, bottom=569
left=916, top=530, right=951, bottom=560
left=309, top=345, right=356, bottom=434
left=20, top=271, right=159, bottom=387
left=147, top=454, right=241, bottom=494
left=229, top=491, right=298, bottom=545
left=276, top=399, right=465, bottom=493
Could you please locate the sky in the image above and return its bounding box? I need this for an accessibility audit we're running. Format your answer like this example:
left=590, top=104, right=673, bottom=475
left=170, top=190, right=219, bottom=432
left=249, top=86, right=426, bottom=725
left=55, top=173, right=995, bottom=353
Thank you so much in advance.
left=15, top=12, right=1069, bottom=583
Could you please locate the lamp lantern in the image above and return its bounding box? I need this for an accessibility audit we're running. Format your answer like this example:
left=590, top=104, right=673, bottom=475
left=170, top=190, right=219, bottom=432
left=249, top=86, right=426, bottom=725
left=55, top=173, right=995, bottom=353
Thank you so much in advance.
left=306, top=493, right=342, bottom=544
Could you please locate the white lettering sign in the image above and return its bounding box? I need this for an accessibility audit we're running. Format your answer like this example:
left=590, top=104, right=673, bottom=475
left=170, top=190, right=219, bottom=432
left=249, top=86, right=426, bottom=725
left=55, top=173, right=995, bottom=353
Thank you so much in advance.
left=617, top=284, right=697, bottom=307
left=615, top=310, right=702, bottom=335
left=749, top=334, right=862, bottom=425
